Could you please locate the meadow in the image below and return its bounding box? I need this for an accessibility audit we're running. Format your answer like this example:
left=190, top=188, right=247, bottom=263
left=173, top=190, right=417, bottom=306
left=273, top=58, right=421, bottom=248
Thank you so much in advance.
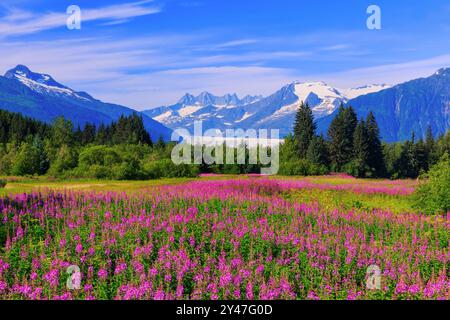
left=0, top=175, right=448, bottom=300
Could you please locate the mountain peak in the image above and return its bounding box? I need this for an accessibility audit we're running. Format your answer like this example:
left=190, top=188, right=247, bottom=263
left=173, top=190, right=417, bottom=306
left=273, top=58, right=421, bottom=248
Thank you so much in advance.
left=178, top=93, right=196, bottom=105
left=5, top=65, right=67, bottom=89
left=435, top=67, right=450, bottom=76
left=290, top=80, right=328, bottom=86
left=6, top=64, right=31, bottom=75
left=196, top=91, right=216, bottom=105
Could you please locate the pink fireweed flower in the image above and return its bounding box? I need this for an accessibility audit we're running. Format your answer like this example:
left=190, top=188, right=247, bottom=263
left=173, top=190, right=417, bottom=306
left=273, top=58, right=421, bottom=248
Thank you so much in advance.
left=98, top=268, right=108, bottom=280
left=395, top=279, right=408, bottom=295
left=219, top=272, right=232, bottom=288
left=43, top=269, right=59, bottom=288
left=0, top=281, right=6, bottom=293
left=408, top=284, right=421, bottom=295
left=75, top=243, right=83, bottom=254
left=246, top=282, right=254, bottom=300
left=132, top=261, right=144, bottom=274
left=154, top=289, right=165, bottom=300
left=114, top=263, right=127, bottom=275
left=307, top=291, right=320, bottom=300
left=176, top=284, right=184, bottom=299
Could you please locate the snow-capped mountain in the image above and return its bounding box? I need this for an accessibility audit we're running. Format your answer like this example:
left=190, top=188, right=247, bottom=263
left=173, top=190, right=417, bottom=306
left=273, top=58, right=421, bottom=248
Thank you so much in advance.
left=143, top=81, right=390, bottom=136
left=4, top=64, right=93, bottom=101
left=317, top=68, right=450, bottom=142
left=144, top=92, right=263, bottom=131
left=0, top=65, right=171, bottom=140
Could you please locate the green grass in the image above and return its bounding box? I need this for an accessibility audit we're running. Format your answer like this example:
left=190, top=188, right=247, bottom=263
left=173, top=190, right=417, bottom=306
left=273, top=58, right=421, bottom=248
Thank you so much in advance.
left=284, top=188, right=414, bottom=213
left=0, top=177, right=193, bottom=196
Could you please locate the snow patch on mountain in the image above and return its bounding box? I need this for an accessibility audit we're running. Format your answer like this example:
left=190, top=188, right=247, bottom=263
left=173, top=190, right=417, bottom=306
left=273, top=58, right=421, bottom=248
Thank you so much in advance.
left=342, top=84, right=391, bottom=99
left=143, top=80, right=391, bottom=136
left=5, top=65, right=90, bottom=101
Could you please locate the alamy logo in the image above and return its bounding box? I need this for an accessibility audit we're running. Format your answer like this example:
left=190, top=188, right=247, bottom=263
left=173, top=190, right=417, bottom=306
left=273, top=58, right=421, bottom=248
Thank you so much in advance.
left=171, top=121, right=280, bottom=175
left=66, top=5, right=82, bottom=30
left=66, top=265, right=81, bottom=290
left=367, top=5, right=382, bottom=30
left=366, top=265, right=381, bottom=290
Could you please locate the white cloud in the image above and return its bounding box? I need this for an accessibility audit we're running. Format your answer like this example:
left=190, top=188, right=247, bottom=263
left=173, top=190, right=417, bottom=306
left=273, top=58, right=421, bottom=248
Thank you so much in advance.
left=312, top=55, right=450, bottom=88
left=0, top=36, right=300, bottom=108
left=94, top=66, right=294, bottom=109
left=0, top=24, right=448, bottom=110
left=0, top=1, right=160, bottom=37
left=214, top=39, right=259, bottom=49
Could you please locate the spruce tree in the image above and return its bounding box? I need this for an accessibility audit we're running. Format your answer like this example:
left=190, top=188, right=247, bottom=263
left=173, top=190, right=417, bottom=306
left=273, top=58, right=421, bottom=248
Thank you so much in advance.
left=155, top=135, right=166, bottom=149
left=395, top=133, right=420, bottom=178
left=415, top=139, right=428, bottom=173
left=343, top=106, right=358, bottom=147
left=52, top=117, right=74, bottom=147
left=293, top=102, right=316, bottom=158
left=327, top=104, right=357, bottom=171
left=353, top=119, right=370, bottom=177
left=366, top=111, right=385, bottom=177
left=425, top=125, right=437, bottom=166
left=82, top=123, right=96, bottom=145
left=96, top=123, right=107, bottom=145
left=32, top=135, right=49, bottom=175
left=306, top=134, right=329, bottom=166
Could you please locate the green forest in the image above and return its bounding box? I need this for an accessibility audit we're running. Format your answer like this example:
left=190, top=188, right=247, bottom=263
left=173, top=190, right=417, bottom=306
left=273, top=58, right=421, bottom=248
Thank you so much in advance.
left=0, top=106, right=448, bottom=180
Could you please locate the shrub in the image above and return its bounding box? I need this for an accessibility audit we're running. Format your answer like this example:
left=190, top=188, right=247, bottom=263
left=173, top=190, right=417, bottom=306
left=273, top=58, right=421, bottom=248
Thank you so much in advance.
left=143, top=159, right=199, bottom=179
left=279, top=159, right=328, bottom=176
left=413, top=153, right=450, bottom=215
left=0, top=179, right=6, bottom=188
left=342, top=160, right=372, bottom=178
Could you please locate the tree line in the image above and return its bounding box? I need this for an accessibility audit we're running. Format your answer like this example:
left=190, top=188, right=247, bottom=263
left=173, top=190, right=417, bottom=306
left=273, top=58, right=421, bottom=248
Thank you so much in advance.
left=0, top=106, right=449, bottom=180
left=285, top=102, right=449, bottom=178
left=0, top=110, right=198, bottom=179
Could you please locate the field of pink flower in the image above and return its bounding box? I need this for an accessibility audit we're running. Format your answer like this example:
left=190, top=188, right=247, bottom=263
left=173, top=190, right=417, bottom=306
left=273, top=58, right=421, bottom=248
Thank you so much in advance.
left=0, top=178, right=448, bottom=300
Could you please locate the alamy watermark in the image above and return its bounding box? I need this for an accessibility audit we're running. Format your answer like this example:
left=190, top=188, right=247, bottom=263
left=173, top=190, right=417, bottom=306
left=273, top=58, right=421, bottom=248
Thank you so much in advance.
left=367, top=5, right=381, bottom=30
left=171, top=121, right=280, bottom=175
left=66, top=5, right=82, bottom=30
left=66, top=265, right=81, bottom=290
left=366, top=265, right=381, bottom=290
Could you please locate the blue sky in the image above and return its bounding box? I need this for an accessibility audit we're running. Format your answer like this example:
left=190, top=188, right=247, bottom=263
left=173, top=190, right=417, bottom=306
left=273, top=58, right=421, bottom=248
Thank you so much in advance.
left=0, top=0, right=449, bottom=109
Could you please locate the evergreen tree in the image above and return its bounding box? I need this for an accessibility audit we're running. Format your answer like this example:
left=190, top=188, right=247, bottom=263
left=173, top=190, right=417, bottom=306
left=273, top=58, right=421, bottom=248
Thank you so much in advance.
left=293, top=102, right=316, bottom=158
left=415, top=139, right=428, bottom=173
left=395, top=133, right=420, bottom=178
left=12, top=142, right=36, bottom=175
left=32, top=135, right=49, bottom=175
left=155, top=135, right=166, bottom=149
left=306, top=134, right=329, bottom=166
left=352, top=119, right=370, bottom=177
left=366, top=112, right=385, bottom=177
left=343, top=106, right=358, bottom=144
left=74, top=125, right=82, bottom=145
left=52, top=117, right=74, bottom=147
left=327, top=104, right=357, bottom=171
left=96, top=123, right=108, bottom=145
left=425, top=125, right=437, bottom=167
left=82, top=123, right=96, bottom=145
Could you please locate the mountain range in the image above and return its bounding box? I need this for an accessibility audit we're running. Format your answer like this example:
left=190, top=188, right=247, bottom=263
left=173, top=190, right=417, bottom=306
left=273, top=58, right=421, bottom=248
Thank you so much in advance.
left=144, top=69, right=450, bottom=142
left=0, top=65, right=172, bottom=141
left=317, top=68, right=450, bottom=141
left=0, top=65, right=448, bottom=143
left=143, top=81, right=391, bottom=137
